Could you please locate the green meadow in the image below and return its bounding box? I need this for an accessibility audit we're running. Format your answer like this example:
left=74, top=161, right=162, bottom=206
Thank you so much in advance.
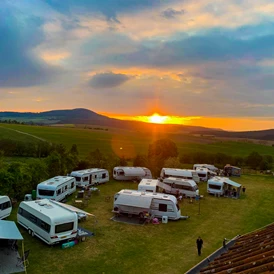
left=1, top=124, right=274, bottom=159
left=7, top=175, right=274, bottom=274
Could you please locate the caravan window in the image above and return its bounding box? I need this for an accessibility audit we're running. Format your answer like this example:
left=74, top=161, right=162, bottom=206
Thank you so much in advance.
left=102, top=173, right=106, bottom=178
left=198, top=173, right=206, bottom=178
left=83, top=176, right=89, bottom=182
left=1, top=201, right=11, bottom=210
left=75, top=177, right=81, bottom=182
left=159, top=204, right=167, bottom=212
left=118, top=170, right=124, bottom=176
left=57, top=189, right=61, bottom=196
left=38, top=189, right=54, bottom=196
left=55, top=222, right=74, bottom=233
left=208, top=184, right=221, bottom=190
left=71, top=182, right=75, bottom=188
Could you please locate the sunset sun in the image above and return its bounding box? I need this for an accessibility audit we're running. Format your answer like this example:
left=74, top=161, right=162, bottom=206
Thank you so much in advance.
left=148, top=113, right=168, bottom=124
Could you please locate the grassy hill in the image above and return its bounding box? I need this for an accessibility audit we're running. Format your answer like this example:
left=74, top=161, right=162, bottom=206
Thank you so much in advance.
left=0, top=124, right=274, bottom=160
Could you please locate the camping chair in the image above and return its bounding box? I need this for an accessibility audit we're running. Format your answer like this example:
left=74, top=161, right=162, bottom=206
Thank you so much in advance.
left=17, top=249, right=30, bottom=268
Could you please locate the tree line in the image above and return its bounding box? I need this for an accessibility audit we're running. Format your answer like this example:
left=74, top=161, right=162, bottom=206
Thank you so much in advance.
left=0, top=138, right=272, bottom=201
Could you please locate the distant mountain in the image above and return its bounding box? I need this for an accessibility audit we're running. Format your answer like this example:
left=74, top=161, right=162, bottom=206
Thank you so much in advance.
left=0, top=108, right=274, bottom=140
left=0, top=108, right=218, bottom=133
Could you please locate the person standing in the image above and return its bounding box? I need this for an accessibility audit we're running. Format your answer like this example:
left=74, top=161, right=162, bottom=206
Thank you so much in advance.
left=196, top=236, right=203, bottom=256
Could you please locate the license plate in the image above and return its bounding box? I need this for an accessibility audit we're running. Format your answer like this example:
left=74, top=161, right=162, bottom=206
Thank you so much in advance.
left=61, top=236, right=67, bottom=239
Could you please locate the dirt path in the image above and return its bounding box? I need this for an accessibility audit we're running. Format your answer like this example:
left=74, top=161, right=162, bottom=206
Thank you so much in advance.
left=0, top=126, right=47, bottom=142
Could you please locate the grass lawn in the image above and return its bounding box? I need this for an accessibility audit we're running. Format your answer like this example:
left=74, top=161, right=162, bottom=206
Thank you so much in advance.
left=8, top=174, right=274, bottom=274
left=1, top=124, right=274, bottom=159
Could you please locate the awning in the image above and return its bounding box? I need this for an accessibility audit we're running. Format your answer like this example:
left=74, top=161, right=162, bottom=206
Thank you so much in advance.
left=0, top=220, right=23, bottom=240
left=224, top=179, right=241, bottom=188
left=52, top=201, right=95, bottom=216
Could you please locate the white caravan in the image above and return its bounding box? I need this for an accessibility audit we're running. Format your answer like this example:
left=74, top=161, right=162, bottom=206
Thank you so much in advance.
left=207, top=176, right=242, bottom=197
left=0, top=196, right=12, bottom=220
left=195, top=167, right=216, bottom=182
left=113, top=189, right=184, bottom=220
left=36, top=176, right=76, bottom=202
left=193, top=164, right=218, bottom=172
left=138, top=179, right=161, bottom=193
left=70, top=168, right=109, bottom=187
left=17, top=199, right=78, bottom=245
left=113, top=167, right=152, bottom=181
left=160, top=168, right=200, bottom=184
left=162, top=177, right=199, bottom=198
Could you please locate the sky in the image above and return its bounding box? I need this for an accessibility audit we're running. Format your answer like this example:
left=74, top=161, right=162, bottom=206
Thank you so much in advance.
left=1, top=0, right=274, bottom=131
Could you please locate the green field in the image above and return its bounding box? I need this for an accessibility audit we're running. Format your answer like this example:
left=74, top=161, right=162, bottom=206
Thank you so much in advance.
left=1, top=124, right=274, bottom=160
left=6, top=175, right=274, bottom=274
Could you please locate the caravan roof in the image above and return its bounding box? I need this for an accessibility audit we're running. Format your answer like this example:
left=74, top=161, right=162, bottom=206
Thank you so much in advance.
left=70, top=168, right=106, bottom=176
left=21, top=199, right=77, bottom=222
left=114, top=167, right=146, bottom=176
left=138, top=179, right=159, bottom=188
left=38, top=176, right=74, bottom=190
left=163, top=177, right=197, bottom=187
left=116, top=189, right=177, bottom=208
left=162, top=168, right=193, bottom=177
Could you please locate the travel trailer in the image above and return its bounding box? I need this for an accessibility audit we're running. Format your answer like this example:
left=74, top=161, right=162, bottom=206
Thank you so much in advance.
left=138, top=179, right=161, bottom=193
left=224, top=165, right=241, bottom=177
left=138, top=178, right=199, bottom=198
left=0, top=196, right=12, bottom=220
left=195, top=167, right=216, bottom=182
left=113, top=167, right=152, bottom=181
left=36, top=176, right=76, bottom=202
left=160, top=168, right=200, bottom=184
left=113, top=189, right=185, bottom=220
left=162, top=177, right=199, bottom=198
left=207, top=176, right=242, bottom=197
left=17, top=199, right=78, bottom=245
left=70, top=168, right=109, bottom=187
left=193, top=164, right=218, bottom=173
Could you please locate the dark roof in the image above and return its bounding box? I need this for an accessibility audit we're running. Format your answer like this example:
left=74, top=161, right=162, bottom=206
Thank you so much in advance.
left=200, top=223, right=274, bottom=274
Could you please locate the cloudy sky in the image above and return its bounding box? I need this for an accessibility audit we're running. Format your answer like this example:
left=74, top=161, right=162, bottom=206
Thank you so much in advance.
left=1, top=0, right=274, bottom=130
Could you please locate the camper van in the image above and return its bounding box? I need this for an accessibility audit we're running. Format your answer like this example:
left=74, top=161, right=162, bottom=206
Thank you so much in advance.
left=160, top=168, right=200, bottom=184
left=113, top=189, right=183, bottom=220
left=224, top=165, right=241, bottom=177
left=113, top=167, right=152, bottom=181
left=0, top=196, right=12, bottom=220
left=70, top=168, right=109, bottom=187
left=193, top=164, right=218, bottom=173
left=36, top=176, right=76, bottom=202
left=195, top=167, right=216, bottom=182
left=138, top=179, right=161, bottom=193
left=17, top=199, right=78, bottom=245
left=207, top=176, right=241, bottom=197
left=162, top=177, right=199, bottom=198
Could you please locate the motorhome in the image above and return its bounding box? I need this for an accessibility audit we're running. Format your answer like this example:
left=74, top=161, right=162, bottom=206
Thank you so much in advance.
left=195, top=167, right=216, bottom=182
left=138, top=179, right=161, bottom=193
left=17, top=199, right=78, bottom=245
left=162, top=177, right=199, bottom=198
left=36, top=176, right=76, bottom=202
left=113, top=189, right=183, bottom=220
left=160, top=168, right=200, bottom=184
left=193, top=164, right=219, bottom=173
left=70, top=168, right=109, bottom=187
left=224, top=165, right=241, bottom=177
left=0, top=196, right=12, bottom=220
left=207, top=176, right=241, bottom=197
left=113, top=167, right=152, bottom=181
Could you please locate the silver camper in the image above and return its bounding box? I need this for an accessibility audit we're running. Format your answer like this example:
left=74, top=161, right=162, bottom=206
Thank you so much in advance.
left=113, top=167, right=152, bottom=181
left=0, top=196, right=12, bottom=220
left=113, top=189, right=182, bottom=220
left=160, top=168, right=200, bottom=184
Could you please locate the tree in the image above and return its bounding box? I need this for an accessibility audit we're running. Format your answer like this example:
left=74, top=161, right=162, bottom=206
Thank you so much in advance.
left=246, top=152, right=263, bottom=169
left=133, top=154, right=148, bottom=167
left=148, top=139, right=178, bottom=176
left=164, top=157, right=182, bottom=168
